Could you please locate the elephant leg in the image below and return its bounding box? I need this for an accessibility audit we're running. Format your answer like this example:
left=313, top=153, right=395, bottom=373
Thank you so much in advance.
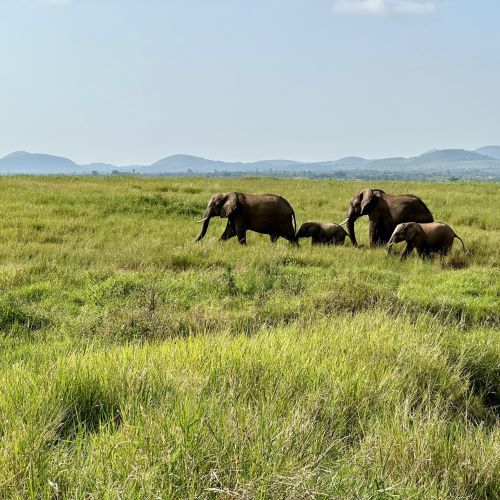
left=235, top=223, right=247, bottom=245
left=281, top=226, right=298, bottom=245
left=220, top=221, right=236, bottom=241
left=371, top=222, right=388, bottom=246
left=400, top=243, right=413, bottom=260
left=369, top=222, right=374, bottom=245
left=379, top=223, right=392, bottom=245
left=369, top=221, right=379, bottom=247
left=420, top=249, right=431, bottom=260
left=270, top=234, right=279, bottom=243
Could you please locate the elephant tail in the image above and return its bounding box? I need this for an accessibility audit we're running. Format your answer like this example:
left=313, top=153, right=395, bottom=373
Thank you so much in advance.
left=454, top=234, right=465, bottom=252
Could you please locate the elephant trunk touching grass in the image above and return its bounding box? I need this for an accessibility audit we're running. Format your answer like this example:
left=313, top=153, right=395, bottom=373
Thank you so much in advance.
left=338, top=200, right=364, bottom=247
left=345, top=216, right=358, bottom=247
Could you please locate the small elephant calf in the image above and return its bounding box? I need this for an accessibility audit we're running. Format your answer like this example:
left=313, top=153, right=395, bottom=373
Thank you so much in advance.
left=387, top=222, right=465, bottom=260
left=296, top=221, right=348, bottom=246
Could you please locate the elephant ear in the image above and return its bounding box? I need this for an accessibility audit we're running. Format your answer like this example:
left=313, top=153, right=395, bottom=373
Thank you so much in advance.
left=359, top=189, right=374, bottom=214
left=405, top=222, right=421, bottom=242
left=220, top=192, right=239, bottom=218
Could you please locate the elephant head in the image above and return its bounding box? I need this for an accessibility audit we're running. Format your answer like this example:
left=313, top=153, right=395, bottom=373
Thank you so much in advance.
left=387, top=222, right=421, bottom=250
left=341, top=188, right=381, bottom=246
left=195, top=192, right=240, bottom=241
left=295, top=222, right=317, bottom=240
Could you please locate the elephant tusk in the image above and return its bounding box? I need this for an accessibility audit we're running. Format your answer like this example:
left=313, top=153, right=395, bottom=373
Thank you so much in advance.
left=338, top=218, right=349, bottom=226
left=196, top=217, right=209, bottom=223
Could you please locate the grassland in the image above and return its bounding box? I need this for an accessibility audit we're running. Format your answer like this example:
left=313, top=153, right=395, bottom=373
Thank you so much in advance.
left=0, top=176, right=498, bottom=498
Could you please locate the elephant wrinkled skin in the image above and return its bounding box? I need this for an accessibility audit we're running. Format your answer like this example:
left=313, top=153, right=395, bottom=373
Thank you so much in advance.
left=196, top=192, right=297, bottom=245
left=296, top=222, right=348, bottom=246
left=342, top=188, right=434, bottom=247
left=387, top=222, right=465, bottom=260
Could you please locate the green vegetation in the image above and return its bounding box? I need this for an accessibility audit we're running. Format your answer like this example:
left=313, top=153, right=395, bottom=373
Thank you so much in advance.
left=0, top=176, right=498, bottom=498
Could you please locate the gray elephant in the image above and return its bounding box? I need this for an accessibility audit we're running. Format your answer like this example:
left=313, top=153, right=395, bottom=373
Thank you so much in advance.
left=296, top=222, right=348, bottom=246
left=387, top=222, right=465, bottom=260
left=340, top=188, right=434, bottom=247
left=195, top=192, right=297, bottom=244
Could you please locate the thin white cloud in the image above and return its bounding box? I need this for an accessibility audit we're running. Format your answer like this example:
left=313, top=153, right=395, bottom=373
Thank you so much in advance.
left=333, top=0, right=436, bottom=15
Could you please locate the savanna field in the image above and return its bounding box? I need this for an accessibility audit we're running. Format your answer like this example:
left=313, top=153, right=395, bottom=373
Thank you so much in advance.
left=0, top=176, right=498, bottom=498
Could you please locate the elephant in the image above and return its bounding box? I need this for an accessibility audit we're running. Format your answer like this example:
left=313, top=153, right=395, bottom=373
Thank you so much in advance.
left=296, top=221, right=348, bottom=246
left=195, top=192, right=297, bottom=245
left=387, top=222, right=465, bottom=260
left=340, top=188, right=434, bottom=247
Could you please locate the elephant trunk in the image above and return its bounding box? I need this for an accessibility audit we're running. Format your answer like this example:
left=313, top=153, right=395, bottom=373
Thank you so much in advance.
left=346, top=218, right=358, bottom=247
left=386, top=236, right=395, bottom=253
left=195, top=209, right=212, bottom=241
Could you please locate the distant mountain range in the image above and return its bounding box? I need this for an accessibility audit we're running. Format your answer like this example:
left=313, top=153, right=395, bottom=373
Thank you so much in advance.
left=1, top=147, right=499, bottom=180
left=474, top=145, right=500, bottom=159
left=0, top=151, right=82, bottom=174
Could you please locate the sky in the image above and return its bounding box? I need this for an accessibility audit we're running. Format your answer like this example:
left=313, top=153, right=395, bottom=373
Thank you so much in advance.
left=0, top=0, right=499, bottom=165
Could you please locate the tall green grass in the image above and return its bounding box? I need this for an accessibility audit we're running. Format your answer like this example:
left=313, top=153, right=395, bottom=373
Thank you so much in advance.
left=0, top=176, right=498, bottom=498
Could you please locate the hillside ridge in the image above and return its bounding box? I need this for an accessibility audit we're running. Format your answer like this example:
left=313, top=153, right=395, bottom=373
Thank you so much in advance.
left=0, top=147, right=499, bottom=180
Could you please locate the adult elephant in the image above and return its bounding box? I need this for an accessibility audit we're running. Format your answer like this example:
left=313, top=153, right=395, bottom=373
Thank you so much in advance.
left=195, top=192, right=297, bottom=244
left=340, top=188, right=434, bottom=247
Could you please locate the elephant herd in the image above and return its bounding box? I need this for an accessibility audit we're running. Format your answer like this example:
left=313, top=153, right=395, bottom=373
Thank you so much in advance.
left=195, top=189, right=465, bottom=260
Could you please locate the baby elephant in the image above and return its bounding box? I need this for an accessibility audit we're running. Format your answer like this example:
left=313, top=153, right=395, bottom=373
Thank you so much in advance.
left=296, top=221, right=348, bottom=245
left=387, top=222, right=465, bottom=260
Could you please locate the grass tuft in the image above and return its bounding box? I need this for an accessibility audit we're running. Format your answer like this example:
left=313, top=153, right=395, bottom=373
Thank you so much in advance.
left=54, top=373, right=122, bottom=438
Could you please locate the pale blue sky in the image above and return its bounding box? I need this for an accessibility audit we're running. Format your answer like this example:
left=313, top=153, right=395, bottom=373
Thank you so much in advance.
left=0, top=0, right=499, bottom=165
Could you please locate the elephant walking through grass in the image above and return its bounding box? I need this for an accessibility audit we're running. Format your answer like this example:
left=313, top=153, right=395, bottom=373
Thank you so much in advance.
left=341, top=188, right=434, bottom=247
left=387, top=222, right=465, bottom=260
left=196, top=192, right=297, bottom=245
left=296, top=222, right=348, bottom=245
